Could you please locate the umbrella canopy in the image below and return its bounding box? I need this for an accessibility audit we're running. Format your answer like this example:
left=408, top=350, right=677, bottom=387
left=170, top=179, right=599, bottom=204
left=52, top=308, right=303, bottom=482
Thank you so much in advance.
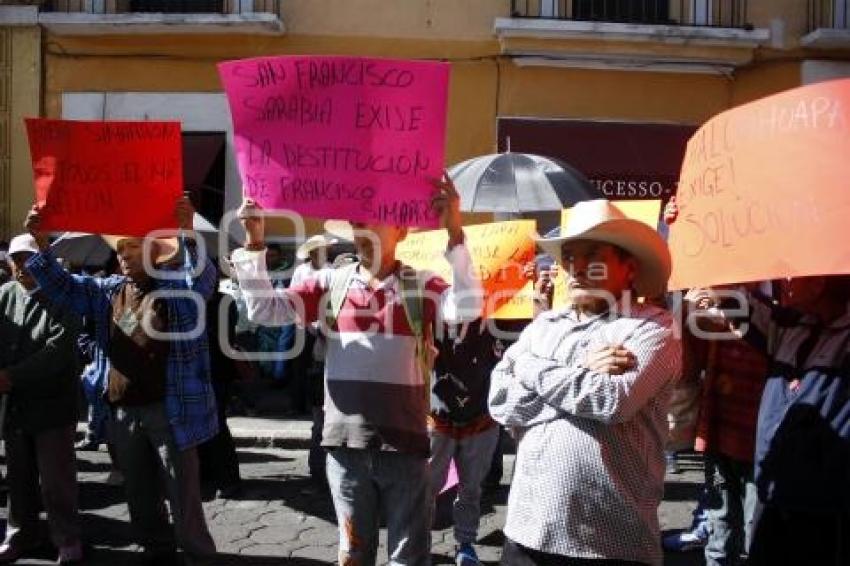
left=50, top=232, right=113, bottom=267
left=49, top=213, right=229, bottom=267
left=448, top=152, right=598, bottom=213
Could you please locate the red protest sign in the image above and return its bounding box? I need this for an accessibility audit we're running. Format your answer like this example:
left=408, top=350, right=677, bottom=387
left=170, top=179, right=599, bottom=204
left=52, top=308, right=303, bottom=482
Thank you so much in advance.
left=668, top=79, right=850, bottom=290
left=25, top=118, right=183, bottom=236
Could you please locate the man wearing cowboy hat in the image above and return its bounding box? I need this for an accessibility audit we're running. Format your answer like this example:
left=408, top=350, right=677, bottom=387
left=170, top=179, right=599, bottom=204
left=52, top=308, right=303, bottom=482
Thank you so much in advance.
left=292, top=234, right=338, bottom=287
left=24, top=198, right=218, bottom=566
left=489, top=199, right=681, bottom=566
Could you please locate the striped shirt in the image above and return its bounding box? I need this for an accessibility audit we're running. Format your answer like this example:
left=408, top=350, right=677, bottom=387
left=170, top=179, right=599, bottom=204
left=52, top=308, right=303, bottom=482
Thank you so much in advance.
left=231, top=243, right=481, bottom=456
left=489, top=303, right=681, bottom=566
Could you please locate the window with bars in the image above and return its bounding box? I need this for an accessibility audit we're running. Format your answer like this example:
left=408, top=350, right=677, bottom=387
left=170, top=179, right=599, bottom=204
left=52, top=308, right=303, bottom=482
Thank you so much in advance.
left=129, top=0, right=225, bottom=13
left=809, top=0, right=849, bottom=30
left=573, top=0, right=671, bottom=24
left=42, top=0, right=282, bottom=14
left=511, top=0, right=749, bottom=28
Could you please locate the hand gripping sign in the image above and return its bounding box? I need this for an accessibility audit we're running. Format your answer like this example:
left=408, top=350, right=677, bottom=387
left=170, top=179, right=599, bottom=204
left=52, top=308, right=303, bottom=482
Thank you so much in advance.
left=219, top=55, right=450, bottom=228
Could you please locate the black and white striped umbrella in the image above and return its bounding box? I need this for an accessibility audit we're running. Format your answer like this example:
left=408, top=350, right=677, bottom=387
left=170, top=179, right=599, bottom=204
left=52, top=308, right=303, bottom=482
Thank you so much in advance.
left=448, top=152, right=598, bottom=213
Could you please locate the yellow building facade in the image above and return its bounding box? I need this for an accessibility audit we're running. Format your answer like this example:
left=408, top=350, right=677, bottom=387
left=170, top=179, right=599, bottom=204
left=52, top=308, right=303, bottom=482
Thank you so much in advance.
left=1, top=0, right=850, bottom=239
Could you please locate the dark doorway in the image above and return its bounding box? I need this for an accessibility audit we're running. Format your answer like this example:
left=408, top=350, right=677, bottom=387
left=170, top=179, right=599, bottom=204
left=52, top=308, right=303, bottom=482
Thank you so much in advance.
left=182, top=132, right=226, bottom=227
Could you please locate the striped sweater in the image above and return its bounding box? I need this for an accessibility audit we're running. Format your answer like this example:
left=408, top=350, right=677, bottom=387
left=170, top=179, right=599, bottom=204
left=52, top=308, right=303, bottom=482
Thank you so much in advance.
left=231, top=243, right=482, bottom=456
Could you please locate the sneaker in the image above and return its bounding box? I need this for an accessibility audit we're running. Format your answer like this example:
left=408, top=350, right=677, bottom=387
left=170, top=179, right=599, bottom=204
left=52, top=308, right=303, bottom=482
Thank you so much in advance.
left=455, top=543, right=481, bottom=566
left=691, top=519, right=710, bottom=542
left=662, top=526, right=708, bottom=552
left=57, top=541, right=83, bottom=564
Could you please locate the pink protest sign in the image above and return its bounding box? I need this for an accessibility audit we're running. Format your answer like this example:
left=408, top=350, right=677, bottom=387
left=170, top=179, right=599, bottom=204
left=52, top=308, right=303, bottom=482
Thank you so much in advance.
left=219, top=56, right=450, bottom=227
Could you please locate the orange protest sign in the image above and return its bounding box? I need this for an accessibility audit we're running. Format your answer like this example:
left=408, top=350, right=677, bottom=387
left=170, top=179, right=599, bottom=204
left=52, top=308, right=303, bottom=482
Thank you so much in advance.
left=396, top=220, right=537, bottom=318
left=668, top=79, right=850, bottom=290
left=25, top=118, right=183, bottom=236
left=490, top=280, right=536, bottom=320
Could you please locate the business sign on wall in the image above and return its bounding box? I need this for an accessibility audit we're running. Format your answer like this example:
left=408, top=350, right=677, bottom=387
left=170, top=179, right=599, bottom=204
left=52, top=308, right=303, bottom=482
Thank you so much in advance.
left=497, top=118, right=697, bottom=201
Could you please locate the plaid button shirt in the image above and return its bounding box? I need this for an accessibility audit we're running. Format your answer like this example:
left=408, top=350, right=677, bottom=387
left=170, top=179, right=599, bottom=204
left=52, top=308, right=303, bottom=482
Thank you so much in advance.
left=489, top=303, right=681, bottom=565
left=27, top=246, right=218, bottom=450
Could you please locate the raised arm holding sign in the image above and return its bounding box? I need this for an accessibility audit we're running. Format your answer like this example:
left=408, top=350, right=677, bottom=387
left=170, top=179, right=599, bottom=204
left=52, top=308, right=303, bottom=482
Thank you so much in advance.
left=219, top=56, right=450, bottom=228
left=25, top=118, right=183, bottom=237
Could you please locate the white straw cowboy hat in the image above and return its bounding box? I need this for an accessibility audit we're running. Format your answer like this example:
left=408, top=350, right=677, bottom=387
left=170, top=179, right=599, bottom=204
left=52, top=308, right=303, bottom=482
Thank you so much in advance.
left=325, top=220, right=419, bottom=241
left=536, top=199, right=672, bottom=297
left=101, top=235, right=179, bottom=265
left=296, top=234, right=338, bottom=260
left=324, top=220, right=356, bottom=241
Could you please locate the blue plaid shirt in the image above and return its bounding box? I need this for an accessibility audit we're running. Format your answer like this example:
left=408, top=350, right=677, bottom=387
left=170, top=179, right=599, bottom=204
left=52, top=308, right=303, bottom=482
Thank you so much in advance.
left=26, top=245, right=218, bottom=450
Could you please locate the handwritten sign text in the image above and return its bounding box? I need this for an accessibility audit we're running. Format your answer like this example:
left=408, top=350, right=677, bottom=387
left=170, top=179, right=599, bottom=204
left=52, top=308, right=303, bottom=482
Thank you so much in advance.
left=25, top=118, right=183, bottom=236
left=219, top=56, right=450, bottom=227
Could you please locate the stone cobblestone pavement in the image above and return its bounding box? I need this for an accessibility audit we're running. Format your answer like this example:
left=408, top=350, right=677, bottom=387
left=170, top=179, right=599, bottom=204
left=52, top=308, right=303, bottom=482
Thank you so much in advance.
left=1, top=443, right=706, bottom=565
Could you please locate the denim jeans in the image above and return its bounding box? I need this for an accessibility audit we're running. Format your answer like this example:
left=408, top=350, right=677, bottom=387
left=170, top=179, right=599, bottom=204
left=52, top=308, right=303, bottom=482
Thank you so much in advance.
left=326, top=448, right=431, bottom=566
left=429, top=425, right=500, bottom=545
left=705, top=453, right=757, bottom=566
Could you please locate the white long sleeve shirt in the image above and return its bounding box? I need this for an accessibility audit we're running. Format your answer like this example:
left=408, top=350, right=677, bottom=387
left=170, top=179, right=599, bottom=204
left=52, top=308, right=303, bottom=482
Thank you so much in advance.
left=231, top=243, right=482, bottom=455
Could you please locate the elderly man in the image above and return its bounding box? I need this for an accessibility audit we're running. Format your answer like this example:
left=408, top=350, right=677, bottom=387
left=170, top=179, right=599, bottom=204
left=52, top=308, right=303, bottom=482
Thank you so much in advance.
left=25, top=198, right=218, bottom=566
left=489, top=199, right=681, bottom=566
left=0, top=234, right=83, bottom=564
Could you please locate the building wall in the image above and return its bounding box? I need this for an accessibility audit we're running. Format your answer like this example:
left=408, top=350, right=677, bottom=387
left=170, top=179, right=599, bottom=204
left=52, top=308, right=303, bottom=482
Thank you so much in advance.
left=7, top=0, right=847, bottom=237
left=498, top=63, right=732, bottom=125
left=40, top=34, right=753, bottom=161
left=749, top=0, right=809, bottom=48
left=279, top=0, right=507, bottom=40
left=731, top=60, right=802, bottom=106
left=2, top=26, right=40, bottom=241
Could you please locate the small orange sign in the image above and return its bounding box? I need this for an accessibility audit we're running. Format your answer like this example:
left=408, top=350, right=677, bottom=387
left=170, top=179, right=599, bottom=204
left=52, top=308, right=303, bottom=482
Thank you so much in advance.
left=396, top=220, right=538, bottom=318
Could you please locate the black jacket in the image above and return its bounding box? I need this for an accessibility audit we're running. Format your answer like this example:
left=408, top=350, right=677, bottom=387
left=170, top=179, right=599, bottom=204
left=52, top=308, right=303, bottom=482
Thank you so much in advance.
left=0, top=282, right=81, bottom=434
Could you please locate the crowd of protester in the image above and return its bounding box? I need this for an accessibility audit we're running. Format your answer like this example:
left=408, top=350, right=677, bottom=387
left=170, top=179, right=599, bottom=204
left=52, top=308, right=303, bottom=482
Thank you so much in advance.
left=0, top=186, right=847, bottom=566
